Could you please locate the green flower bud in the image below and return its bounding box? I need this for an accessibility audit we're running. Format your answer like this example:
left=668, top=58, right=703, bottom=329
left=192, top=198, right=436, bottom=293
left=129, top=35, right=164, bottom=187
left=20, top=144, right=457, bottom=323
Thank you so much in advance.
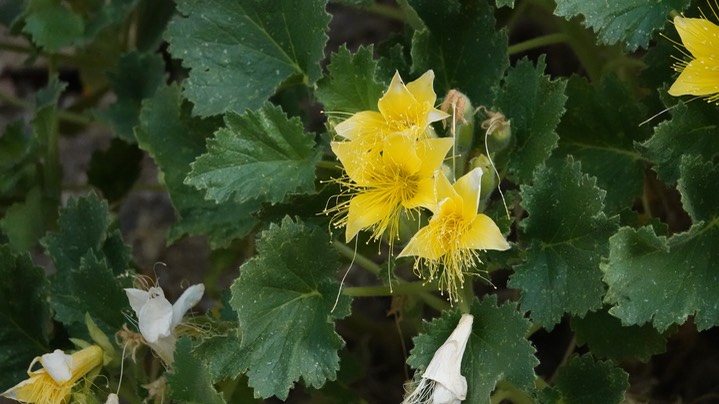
left=470, top=154, right=497, bottom=203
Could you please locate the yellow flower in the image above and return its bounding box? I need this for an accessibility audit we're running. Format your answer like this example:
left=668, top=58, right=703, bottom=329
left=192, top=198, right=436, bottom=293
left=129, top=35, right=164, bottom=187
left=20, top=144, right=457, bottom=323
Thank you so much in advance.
left=399, top=168, right=510, bottom=301
left=333, top=70, right=449, bottom=151
left=330, top=133, right=453, bottom=243
left=668, top=14, right=719, bottom=102
left=2, top=345, right=104, bottom=403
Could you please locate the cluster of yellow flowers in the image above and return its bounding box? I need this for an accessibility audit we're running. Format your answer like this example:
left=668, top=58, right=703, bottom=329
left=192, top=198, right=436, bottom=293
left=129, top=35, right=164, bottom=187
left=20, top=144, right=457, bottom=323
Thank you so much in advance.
left=328, top=70, right=510, bottom=301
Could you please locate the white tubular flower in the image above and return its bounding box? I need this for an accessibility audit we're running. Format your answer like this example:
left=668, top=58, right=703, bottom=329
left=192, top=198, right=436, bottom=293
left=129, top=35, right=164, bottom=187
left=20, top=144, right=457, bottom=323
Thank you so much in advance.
left=106, top=393, right=119, bottom=404
left=124, top=283, right=204, bottom=366
left=404, top=314, right=474, bottom=404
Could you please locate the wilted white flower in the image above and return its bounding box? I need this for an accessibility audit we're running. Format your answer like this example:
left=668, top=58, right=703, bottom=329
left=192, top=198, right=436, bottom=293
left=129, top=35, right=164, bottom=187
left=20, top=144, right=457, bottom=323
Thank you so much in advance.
left=403, top=314, right=474, bottom=404
left=125, top=283, right=204, bottom=366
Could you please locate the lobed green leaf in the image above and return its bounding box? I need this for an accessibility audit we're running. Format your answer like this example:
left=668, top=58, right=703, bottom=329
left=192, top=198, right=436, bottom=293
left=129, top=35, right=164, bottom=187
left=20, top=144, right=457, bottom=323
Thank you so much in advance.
left=509, top=157, right=618, bottom=329
left=229, top=217, right=350, bottom=399
left=545, top=354, right=629, bottom=404
left=185, top=103, right=322, bottom=205
left=603, top=156, right=719, bottom=331
left=168, top=337, right=226, bottom=404
left=316, top=45, right=385, bottom=114
left=136, top=85, right=261, bottom=248
left=554, top=0, right=689, bottom=51
left=571, top=307, right=666, bottom=362
left=96, top=51, right=167, bottom=143
left=0, top=246, right=50, bottom=391
left=165, top=0, right=329, bottom=116
left=556, top=75, right=650, bottom=213
left=405, top=0, right=508, bottom=107
left=495, top=57, right=567, bottom=182
left=642, top=101, right=719, bottom=185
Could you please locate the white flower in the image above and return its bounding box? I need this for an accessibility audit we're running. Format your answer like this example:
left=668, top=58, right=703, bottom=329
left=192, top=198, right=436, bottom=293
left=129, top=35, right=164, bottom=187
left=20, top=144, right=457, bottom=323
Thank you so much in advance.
left=403, top=314, right=474, bottom=404
left=125, top=283, right=204, bottom=365
left=106, top=393, right=119, bottom=404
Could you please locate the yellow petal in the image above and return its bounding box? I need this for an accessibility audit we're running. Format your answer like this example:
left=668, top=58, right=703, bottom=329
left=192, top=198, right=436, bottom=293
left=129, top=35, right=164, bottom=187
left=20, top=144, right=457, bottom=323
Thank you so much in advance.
left=383, top=133, right=422, bottom=174
left=334, top=111, right=387, bottom=141
left=398, top=225, right=444, bottom=260
left=331, top=141, right=376, bottom=184
left=668, top=58, right=719, bottom=97
left=345, top=191, right=391, bottom=242
left=432, top=171, right=457, bottom=212
left=453, top=168, right=483, bottom=221
left=674, top=16, right=719, bottom=60
left=406, top=70, right=450, bottom=124
left=406, top=70, right=437, bottom=106
left=415, top=137, right=453, bottom=177
left=404, top=177, right=435, bottom=210
left=378, top=71, right=416, bottom=123
left=460, top=214, right=510, bottom=251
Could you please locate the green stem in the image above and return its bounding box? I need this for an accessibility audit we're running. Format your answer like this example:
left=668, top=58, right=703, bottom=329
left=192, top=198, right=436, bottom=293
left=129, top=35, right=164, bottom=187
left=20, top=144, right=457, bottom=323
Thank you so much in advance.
left=508, top=33, right=570, bottom=55
left=419, top=292, right=451, bottom=312
left=344, top=280, right=433, bottom=297
left=45, top=60, right=61, bottom=204
left=333, top=239, right=382, bottom=275
left=333, top=240, right=452, bottom=311
left=0, top=90, right=93, bottom=125
left=0, top=40, right=105, bottom=66
left=457, top=278, right=474, bottom=314
left=317, top=160, right=342, bottom=172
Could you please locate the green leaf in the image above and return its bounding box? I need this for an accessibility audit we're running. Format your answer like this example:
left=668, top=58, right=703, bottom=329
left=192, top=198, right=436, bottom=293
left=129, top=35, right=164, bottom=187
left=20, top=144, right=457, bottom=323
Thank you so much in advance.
left=495, top=56, right=567, bottom=182
left=136, top=85, right=261, bottom=248
left=22, top=0, right=139, bottom=52
left=315, top=45, right=385, bottom=113
left=405, top=0, right=508, bottom=107
left=407, top=297, right=537, bottom=404
left=551, top=355, right=629, bottom=404
left=135, top=0, right=176, bottom=52
left=571, top=307, right=666, bottom=362
left=603, top=156, right=719, bottom=331
left=0, top=121, right=37, bottom=197
left=0, top=246, right=50, bottom=391
left=168, top=337, right=225, bottom=404
left=556, top=75, right=650, bottom=213
left=229, top=217, right=350, bottom=399
left=495, top=0, right=514, bottom=7
left=50, top=251, right=129, bottom=336
left=32, top=77, right=66, bottom=201
left=41, top=193, right=131, bottom=334
left=96, top=51, right=166, bottom=142
left=165, top=0, right=329, bottom=116
left=509, top=157, right=618, bottom=329
left=87, top=139, right=143, bottom=202
left=42, top=193, right=117, bottom=273
left=23, top=0, right=85, bottom=51
left=554, top=0, right=689, bottom=51
left=641, top=101, right=719, bottom=185
left=193, top=332, right=247, bottom=383
left=185, top=103, right=322, bottom=205
left=0, top=187, right=45, bottom=251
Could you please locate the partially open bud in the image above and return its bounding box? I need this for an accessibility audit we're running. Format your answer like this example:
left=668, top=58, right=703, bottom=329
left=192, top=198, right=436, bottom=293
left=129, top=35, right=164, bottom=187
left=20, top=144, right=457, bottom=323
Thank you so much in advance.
left=441, top=90, right=475, bottom=180
left=480, top=108, right=511, bottom=152
left=403, top=314, right=474, bottom=404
